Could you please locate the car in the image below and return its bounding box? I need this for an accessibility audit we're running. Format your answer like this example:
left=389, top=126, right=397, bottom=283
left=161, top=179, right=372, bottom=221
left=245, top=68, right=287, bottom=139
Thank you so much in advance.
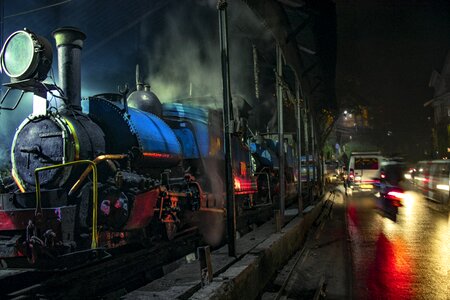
left=348, top=151, right=386, bottom=192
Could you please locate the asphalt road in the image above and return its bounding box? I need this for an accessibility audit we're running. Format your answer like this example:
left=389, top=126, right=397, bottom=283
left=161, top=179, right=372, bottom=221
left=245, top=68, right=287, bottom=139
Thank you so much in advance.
left=347, top=187, right=449, bottom=299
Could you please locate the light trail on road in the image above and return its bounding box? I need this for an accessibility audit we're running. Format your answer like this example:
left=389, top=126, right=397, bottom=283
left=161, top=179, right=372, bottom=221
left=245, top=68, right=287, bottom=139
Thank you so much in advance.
left=347, top=189, right=449, bottom=299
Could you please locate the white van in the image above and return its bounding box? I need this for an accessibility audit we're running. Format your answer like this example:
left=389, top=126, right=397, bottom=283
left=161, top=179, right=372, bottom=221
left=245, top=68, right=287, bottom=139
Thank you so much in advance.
left=415, top=160, right=450, bottom=204
left=348, top=152, right=385, bottom=192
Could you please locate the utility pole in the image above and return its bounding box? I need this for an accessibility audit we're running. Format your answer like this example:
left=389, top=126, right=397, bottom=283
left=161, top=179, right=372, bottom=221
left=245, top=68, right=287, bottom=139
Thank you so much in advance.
left=217, top=0, right=236, bottom=257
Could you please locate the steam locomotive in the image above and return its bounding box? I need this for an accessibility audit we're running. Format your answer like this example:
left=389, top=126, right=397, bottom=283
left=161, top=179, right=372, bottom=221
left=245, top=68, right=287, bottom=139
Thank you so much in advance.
left=0, top=27, right=298, bottom=262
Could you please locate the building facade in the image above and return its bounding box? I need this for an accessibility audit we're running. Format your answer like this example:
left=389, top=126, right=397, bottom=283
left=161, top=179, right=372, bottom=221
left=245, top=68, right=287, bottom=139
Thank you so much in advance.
left=427, top=52, right=450, bottom=159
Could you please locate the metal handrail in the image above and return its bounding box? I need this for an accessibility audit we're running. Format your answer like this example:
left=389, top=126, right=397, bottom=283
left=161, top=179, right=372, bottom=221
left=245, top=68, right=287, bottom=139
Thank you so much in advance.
left=68, top=154, right=127, bottom=196
left=34, top=160, right=99, bottom=249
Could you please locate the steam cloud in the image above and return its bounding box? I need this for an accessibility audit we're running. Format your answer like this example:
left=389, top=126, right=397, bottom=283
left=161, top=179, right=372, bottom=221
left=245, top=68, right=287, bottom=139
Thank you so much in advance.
left=142, top=3, right=221, bottom=103
left=141, top=1, right=271, bottom=107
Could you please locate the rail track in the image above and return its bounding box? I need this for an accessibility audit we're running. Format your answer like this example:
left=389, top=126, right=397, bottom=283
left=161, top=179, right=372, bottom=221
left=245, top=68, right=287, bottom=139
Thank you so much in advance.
left=0, top=228, right=200, bottom=299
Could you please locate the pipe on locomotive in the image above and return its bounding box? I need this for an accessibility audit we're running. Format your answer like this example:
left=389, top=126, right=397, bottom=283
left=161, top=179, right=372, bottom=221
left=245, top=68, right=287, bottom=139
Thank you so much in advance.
left=52, top=27, right=86, bottom=110
left=68, top=154, right=128, bottom=196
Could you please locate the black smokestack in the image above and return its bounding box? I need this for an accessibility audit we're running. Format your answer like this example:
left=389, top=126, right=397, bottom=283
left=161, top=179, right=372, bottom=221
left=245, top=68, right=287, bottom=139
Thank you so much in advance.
left=52, top=27, right=86, bottom=109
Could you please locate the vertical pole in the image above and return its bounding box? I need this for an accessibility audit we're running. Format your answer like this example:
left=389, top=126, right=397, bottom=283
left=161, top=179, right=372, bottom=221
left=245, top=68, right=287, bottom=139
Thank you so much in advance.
left=310, top=113, right=316, bottom=186
left=303, top=103, right=310, bottom=200
left=276, top=44, right=285, bottom=220
left=217, top=0, right=236, bottom=257
left=252, top=44, right=260, bottom=100
left=198, top=246, right=213, bottom=287
left=295, top=79, right=303, bottom=215
left=447, top=168, right=450, bottom=205
left=274, top=209, right=282, bottom=232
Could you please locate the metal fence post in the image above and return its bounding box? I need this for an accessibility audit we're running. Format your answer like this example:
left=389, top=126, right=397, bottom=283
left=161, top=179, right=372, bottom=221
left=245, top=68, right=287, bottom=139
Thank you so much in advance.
left=198, top=246, right=213, bottom=287
left=218, top=0, right=236, bottom=257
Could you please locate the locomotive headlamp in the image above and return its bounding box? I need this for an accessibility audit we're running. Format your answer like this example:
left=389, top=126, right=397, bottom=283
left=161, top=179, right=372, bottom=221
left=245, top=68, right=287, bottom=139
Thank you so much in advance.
left=0, top=29, right=53, bottom=81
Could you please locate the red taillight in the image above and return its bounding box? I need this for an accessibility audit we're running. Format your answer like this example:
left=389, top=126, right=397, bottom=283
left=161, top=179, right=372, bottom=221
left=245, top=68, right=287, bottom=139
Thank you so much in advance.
left=387, top=191, right=404, bottom=199
left=386, top=191, right=404, bottom=207
left=381, top=172, right=386, bottom=179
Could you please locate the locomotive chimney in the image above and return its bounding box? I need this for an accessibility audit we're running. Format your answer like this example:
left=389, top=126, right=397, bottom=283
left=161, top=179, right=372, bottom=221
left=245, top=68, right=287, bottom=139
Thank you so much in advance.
left=52, top=27, right=86, bottom=110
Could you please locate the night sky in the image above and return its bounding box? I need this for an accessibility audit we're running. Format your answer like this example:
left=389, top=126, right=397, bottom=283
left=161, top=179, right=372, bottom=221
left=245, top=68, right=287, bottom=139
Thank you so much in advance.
left=1, top=0, right=450, bottom=165
left=337, top=0, right=450, bottom=160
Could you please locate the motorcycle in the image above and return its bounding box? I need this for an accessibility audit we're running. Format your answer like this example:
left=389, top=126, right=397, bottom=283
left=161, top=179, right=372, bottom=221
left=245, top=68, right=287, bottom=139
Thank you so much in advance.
left=375, top=171, right=405, bottom=221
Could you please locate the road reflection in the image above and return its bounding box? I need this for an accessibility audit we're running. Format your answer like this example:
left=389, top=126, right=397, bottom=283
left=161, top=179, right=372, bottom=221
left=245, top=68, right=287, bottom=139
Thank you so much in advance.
left=347, top=189, right=449, bottom=299
left=367, top=232, right=412, bottom=299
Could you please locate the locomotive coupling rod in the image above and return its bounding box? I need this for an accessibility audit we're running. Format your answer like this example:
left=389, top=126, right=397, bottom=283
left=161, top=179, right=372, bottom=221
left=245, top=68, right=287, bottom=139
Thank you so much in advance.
left=35, top=160, right=99, bottom=249
left=68, top=154, right=128, bottom=196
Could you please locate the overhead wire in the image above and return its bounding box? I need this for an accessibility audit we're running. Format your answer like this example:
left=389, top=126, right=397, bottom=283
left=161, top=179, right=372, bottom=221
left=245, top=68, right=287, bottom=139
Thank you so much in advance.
left=1, top=0, right=72, bottom=21
left=83, top=0, right=174, bottom=57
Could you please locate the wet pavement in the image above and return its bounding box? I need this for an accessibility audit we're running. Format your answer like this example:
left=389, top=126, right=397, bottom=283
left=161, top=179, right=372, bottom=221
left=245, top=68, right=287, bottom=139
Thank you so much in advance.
left=347, top=187, right=450, bottom=299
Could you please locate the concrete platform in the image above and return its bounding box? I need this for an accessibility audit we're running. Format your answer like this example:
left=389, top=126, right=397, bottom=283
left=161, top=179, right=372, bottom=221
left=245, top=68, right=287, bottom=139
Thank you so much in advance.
left=124, top=199, right=325, bottom=300
left=264, top=189, right=351, bottom=299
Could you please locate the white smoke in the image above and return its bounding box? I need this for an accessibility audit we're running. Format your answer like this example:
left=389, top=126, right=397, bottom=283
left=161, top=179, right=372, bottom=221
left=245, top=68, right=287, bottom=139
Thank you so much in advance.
left=141, top=1, right=271, bottom=106
left=142, top=5, right=221, bottom=102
